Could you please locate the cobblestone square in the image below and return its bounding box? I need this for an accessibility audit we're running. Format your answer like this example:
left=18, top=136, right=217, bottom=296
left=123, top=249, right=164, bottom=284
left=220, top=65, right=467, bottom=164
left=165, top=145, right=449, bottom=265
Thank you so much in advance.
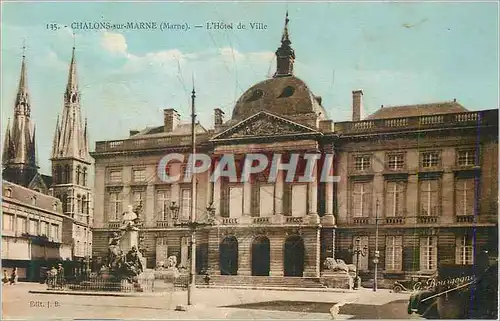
left=2, top=283, right=415, bottom=320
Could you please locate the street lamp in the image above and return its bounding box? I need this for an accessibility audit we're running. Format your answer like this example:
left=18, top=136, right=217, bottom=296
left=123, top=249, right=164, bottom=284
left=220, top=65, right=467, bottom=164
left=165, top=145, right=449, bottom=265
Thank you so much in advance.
left=172, top=83, right=215, bottom=307
left=353, top=237, right=368, bottom=290
left=373, top=199, right=380, bottom=292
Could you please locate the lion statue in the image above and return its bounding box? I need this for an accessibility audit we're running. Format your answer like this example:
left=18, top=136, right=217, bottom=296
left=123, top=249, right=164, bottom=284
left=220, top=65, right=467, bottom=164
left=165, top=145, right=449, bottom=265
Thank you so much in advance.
left=323, top=258, right=353, bottom=273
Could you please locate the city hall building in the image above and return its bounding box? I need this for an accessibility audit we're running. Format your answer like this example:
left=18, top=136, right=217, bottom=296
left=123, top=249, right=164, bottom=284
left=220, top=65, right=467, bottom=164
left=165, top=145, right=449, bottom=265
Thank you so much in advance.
left=91, top=15, right=498, bottom=284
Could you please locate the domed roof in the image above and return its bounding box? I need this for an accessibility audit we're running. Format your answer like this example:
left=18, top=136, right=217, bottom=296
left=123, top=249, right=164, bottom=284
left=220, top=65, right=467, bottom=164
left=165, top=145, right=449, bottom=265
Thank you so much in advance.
left=231, top=76, right=327, bottom=121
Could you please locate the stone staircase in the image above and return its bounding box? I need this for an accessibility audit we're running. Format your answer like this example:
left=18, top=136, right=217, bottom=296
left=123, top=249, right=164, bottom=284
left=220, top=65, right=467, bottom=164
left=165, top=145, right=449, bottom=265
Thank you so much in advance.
left=195, top=275, right=327, bottom=289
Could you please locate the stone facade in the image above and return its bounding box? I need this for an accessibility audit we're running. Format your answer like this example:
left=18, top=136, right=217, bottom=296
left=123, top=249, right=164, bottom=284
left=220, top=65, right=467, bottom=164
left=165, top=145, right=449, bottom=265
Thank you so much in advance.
left=90, top=14, right=498, bottom=285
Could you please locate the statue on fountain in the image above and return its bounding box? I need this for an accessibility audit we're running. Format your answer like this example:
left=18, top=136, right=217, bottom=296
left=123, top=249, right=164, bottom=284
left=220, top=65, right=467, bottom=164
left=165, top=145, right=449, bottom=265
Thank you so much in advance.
left=108, top=231, right=125, bottom=270
left=121, top=246, right=144, bottom=283
left=121, top=205, right=140, bottom=231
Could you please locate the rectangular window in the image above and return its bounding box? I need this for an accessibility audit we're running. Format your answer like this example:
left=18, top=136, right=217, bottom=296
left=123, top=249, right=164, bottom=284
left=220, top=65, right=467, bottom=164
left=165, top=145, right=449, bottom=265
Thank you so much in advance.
left=386, top=181, right=405, bottom=217
left=455, top=178, right=475, bottom=216
left=385, top=236, right=403, bottom=271
left=180, top=188, right=191, bottom=221
left=354, top=155, right=371, bottom=171
left=156, top=189, right=171, bottom=221
left=108, top=192, right=122, bottom=221
left=352, top=182, right=371, bottom=217
left=291, top=184, right=308, bottom=217
left=388, top=154, right=405, bottom=170
left=108, top=169, right=122, bottom=182
left=40, top=222, right=47, bottom=236
left=16, top=217, right=27, bottom=234
left=420, top=237, right=437, bottom=271
left=456, top=235, right=474, bottom=265
left=352, top=236, right=369, bottom=271
left=229, top=186, right=243, bottom=218
left=132, top=168, right=146, bottom=182
left=3, top=214, right=14, bottom=231
left=259, top=185, right=274, bottom=217
left=457, top=149, right=476, bottom=167
left=421, top=152, right=440, bottom=168
left=419, top=180, right=439, bottom=216
left=29, top=219, right=38, bottom=235
left=51, top=224, right=58, bottom=241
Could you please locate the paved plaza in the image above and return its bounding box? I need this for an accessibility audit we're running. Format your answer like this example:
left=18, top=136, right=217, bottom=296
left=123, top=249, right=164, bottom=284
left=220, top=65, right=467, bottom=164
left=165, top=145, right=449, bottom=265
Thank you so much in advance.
left=1, top=282, right=417, bottom=319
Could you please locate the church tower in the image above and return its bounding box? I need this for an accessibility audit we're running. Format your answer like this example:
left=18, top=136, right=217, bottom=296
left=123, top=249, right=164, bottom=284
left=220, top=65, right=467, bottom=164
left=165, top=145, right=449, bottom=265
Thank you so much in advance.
left=51, top=46, right=93, bottom=258
left=273, top=11, right=295, bottom=78
left=2, top=48, right=41, bottom=189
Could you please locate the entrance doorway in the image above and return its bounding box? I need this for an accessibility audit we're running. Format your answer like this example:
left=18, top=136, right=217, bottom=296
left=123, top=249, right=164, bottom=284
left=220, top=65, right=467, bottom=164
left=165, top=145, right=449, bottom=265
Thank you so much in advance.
left=284, top=236, right=305, bottom=277
left=220, top=236, right=238, bottom=275
left=251, top=236, right=270, bottom=276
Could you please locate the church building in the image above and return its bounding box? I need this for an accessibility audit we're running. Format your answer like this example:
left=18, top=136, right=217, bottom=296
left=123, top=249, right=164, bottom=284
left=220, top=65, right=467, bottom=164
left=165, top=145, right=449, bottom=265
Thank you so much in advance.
left=2, top=46, right=94, bottom=280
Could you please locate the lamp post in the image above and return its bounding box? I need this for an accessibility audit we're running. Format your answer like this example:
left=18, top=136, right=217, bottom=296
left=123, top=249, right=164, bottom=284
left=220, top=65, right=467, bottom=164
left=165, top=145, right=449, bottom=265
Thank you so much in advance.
left=353, top=237, right=368, bottom=290
left=373, top=199, right=380, bottom=292
left=172, top=83, right=214, bottom=307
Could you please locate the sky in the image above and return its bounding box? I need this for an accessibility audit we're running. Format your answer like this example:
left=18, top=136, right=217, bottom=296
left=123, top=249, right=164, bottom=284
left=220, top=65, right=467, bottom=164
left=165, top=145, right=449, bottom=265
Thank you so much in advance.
left=1, top=1, right=499, bottom=175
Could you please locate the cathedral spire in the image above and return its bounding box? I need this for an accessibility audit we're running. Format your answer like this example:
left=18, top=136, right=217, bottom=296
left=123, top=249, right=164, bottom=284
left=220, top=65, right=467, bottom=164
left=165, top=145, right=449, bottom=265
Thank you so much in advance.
left=51, top=114, right=61, bottom=158
left=273, top=11, right=295, bottom=78
left=2, top=45, right=39, bottom=187
left=66, top=45, right=78, bottom=98
left=2, top=118, right=12, bottom=165
left=51, top=46, right=90, bottom=162
left=16, top=43, right=30, bottom=116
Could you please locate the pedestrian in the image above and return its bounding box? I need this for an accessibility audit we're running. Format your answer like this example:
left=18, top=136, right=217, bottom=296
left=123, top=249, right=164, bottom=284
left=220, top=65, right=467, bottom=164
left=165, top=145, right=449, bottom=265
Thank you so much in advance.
left=9, top=267, right=18, bottom=285
left=56, top=264, right=65, bottom=289
left=3, top=270, right=9, bottom=284
left=49, top=266, right=58, bottom=288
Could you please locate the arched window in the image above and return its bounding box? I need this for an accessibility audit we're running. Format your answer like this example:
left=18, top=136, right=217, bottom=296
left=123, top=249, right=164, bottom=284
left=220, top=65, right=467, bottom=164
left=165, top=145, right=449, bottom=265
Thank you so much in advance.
left=77, top=195, right=82, bottom=214
left=82, top=196, right=87, bottom=215
left=76, top=166, right=81, bottom=185
left=82, top=167, right=88, bottom=186
left=64, top=165, right=70, bottom=183
left=55, top=165, right=62, bottom=184
left=61, top=194, right=68, bottom=214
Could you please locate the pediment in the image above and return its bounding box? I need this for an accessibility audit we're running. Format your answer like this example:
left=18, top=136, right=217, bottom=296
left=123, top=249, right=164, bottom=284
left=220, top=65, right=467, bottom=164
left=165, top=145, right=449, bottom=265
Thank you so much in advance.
left=211, top=112, right=320, bottom=141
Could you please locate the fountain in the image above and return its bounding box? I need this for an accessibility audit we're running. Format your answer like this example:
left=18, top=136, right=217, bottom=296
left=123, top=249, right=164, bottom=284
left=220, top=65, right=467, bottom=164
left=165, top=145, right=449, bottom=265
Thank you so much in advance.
left=67, top=205, right=154, bottom=292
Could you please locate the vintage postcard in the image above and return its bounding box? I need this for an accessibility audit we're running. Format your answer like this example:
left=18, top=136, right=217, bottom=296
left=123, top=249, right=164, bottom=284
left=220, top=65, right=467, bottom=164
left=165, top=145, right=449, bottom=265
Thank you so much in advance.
left=1, top=0, right=498, bottom=319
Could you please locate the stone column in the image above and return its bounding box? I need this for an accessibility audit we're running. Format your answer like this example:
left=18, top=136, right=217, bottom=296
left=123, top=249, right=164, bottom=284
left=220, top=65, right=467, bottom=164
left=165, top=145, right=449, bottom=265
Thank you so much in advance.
left=322, top=153, right=335, bottom=226
left=275, top=170, right=284, bottom=215
left=308, top=174, right=320, bottom=225
left=238, top=236, right=252, bottom=276
left=269, top=233, right=284, bottom=276
left=213, top=158, right=221, bottom=217
left=303, top=228, right=321, bottom=278
left=240, top=180, right=252, bottom=225
left=208, top=230, right=220, bottom=275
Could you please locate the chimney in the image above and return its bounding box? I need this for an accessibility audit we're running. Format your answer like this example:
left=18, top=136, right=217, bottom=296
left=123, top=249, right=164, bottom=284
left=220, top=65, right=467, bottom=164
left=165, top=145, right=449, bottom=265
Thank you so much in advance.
left=129, top=130, right=139, bottom=137
left=214, top=108, right=225, bottom=126
left=164, top=109, right=180, bottom=132
left=352, top=90, right=363, bottom=121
